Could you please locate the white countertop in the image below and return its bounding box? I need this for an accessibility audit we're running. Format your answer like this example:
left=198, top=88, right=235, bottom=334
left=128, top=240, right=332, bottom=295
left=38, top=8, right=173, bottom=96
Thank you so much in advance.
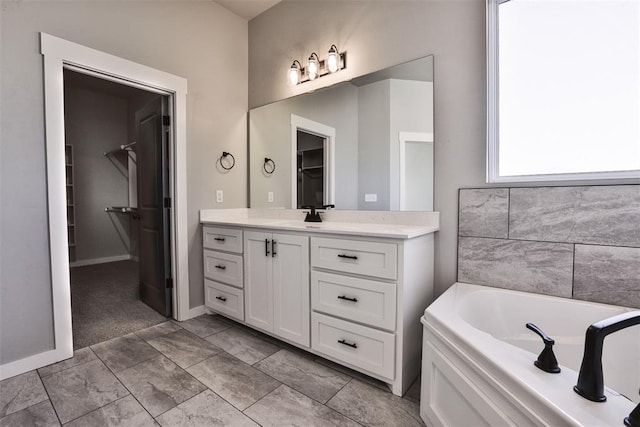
left=199, top=208, right=439, bottom=239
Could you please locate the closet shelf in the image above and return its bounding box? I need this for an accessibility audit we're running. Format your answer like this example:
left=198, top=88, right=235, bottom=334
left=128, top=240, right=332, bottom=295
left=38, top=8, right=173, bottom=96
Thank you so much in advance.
left=103, top=141, right=136, bottom=157
left=105, top=206, right=138, bottom=214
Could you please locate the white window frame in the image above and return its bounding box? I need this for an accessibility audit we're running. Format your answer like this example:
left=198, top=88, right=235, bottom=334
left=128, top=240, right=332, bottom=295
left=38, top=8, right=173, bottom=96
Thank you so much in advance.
left=486, top=0, right=640, bottom=183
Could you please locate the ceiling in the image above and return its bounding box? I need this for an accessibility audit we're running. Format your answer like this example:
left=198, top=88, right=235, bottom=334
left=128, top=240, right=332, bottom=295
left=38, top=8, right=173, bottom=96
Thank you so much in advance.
left=214, top=0, right=281, bottom=20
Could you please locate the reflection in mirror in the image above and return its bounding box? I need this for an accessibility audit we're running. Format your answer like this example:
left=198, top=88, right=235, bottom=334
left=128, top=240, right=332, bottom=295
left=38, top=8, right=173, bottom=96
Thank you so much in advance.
left=249, top=56, right=434, bottom=211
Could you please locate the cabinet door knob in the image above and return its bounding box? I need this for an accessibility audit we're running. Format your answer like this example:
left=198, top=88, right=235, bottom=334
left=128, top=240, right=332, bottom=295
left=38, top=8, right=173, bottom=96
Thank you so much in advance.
left=214, top=237, right=226, bottom=242
left=215, top=296, right=227, bottom=302
left=338, top=339, right=358, bottom=349
left=337, top=295, right=358, bottom=303
left=215, top=265, right=226, bottom=270
left=337, top=254, right=358, bottom=260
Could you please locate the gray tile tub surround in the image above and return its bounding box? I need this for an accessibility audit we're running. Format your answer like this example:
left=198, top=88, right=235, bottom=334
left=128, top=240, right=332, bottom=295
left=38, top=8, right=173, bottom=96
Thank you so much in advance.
left=458, top=188, right=509, bottom=238
left=457, top=236, right=574, bottom=297
left=573, top=245, right=640, bottom=308
left=509, top=185, right=640, bottom=247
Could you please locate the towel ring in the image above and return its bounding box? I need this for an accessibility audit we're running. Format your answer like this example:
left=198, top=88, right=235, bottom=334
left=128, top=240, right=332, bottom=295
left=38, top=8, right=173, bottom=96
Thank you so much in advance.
left=218, top=151, right=235, bottom=170
left=263, top=157, right=276, bottom=175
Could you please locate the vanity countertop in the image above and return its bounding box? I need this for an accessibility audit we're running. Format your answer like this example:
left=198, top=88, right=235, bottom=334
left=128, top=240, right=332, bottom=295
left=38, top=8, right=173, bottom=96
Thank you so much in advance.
left=200, top=208, right=439, bottom=239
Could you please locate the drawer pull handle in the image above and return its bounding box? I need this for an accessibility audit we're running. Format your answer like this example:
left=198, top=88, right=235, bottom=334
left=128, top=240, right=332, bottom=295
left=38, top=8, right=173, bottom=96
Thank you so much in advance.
left=265, top=239, right=270, bottom=256
left=337, top=254, right=358, bottom=260
left=215, top=265, right=226, bottom=270
left=215, top=296, right=227, bottom=302
left=214, top=237, right=226, bottom=242
left=338, top=339, right=358, bottom=349
left=337, top=295, right=358, bottom=303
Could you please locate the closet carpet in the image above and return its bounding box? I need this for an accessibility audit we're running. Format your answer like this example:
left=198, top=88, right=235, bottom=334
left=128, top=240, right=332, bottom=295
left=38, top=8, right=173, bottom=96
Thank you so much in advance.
left=71, top=260, right=168, bottom=349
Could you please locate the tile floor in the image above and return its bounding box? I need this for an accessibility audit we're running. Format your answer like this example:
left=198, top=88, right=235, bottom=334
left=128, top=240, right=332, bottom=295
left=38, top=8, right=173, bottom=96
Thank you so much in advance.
left=0, top=314, right=424, bottom=426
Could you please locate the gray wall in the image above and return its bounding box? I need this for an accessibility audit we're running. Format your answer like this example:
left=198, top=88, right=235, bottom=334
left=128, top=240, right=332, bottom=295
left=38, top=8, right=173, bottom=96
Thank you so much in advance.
left=65, top=86, right=132, bottom=263
left=249, top=0, right=487, bottom=295
left=0, top=2, right=247, bottom=364
left=458, top=185, right=640, bottom=308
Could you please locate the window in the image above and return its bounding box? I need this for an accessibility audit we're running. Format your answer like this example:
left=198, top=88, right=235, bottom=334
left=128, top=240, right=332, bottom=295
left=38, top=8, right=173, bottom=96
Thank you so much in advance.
left=487, top=0, right=640, bottom=182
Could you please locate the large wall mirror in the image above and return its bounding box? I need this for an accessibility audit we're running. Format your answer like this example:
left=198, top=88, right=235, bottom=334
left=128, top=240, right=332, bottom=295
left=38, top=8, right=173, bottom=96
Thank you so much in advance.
left=487, top=0, right=640, bottom=183
left=249, top=56, right=434, bottom=211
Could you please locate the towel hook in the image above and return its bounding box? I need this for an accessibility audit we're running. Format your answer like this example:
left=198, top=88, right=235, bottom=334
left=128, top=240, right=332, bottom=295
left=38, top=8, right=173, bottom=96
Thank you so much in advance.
left=263, top=157, right=276, bottom=175
left=218, top=151, right=235, bottom=170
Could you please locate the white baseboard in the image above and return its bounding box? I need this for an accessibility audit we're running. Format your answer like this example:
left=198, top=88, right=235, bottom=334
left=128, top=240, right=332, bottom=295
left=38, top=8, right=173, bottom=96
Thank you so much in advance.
left=69, top=254, right=133, bottom=268
left=0, top=346, right=73, bottom=381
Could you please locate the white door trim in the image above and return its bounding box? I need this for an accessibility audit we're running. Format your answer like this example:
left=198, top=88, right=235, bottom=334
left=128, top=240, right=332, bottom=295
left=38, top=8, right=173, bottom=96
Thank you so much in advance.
left=290, top=114, right=335, bottom=209
left=397, top=131, right=434, bottom=211
left=0, top=33, right=189, bottom=380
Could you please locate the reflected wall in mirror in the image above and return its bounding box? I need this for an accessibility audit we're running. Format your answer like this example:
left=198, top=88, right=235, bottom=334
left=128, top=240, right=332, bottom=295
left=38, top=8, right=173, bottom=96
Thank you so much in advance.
left=249, top=56, right=434, bottom=211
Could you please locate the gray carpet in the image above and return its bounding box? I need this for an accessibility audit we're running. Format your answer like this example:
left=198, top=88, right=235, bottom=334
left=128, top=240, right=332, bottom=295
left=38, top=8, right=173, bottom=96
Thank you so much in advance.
left=70, top=260, right=168, bottom=349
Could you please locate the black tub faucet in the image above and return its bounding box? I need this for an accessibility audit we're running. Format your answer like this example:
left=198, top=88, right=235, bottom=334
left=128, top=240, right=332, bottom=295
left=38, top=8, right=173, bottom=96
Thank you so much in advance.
left=573, top=310, right=640, bottom=402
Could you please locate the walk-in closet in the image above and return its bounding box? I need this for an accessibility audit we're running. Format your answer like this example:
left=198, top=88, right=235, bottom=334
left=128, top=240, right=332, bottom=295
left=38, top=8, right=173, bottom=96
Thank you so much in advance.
left=63, top=69, right=171, bottom=348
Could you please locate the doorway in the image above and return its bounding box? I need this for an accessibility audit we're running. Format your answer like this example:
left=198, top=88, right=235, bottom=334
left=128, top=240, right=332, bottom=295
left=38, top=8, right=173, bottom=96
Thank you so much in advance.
left=63, top=70, right=172, bottom=348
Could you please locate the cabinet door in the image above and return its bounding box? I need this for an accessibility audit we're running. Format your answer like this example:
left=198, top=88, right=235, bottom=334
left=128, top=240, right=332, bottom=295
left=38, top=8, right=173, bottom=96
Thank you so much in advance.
left=244, top=230, right=273, bottom=333
left=272, top=233, right=310, bottom=347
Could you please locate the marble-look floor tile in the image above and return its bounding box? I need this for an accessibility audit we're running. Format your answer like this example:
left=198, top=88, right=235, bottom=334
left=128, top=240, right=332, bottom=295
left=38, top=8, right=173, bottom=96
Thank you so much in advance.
left=147, top=329, right=221, bottom=368
left=135, top=321, right=183, bottom=342
left=573, top=245, right=640, bottom=308
left=65, top=395, right=155, bottom=427
left=91, top=333, right=160, bottom=372
left=42, top=359, right=129, bottom=424
left=115, top=355, right=205, bottom=417
left=174, top=314, right=231, bottom=338
left=314, top=357, right=389, bottom=392
left=205, top=327, right=280, bottom=365
left=245, top=384, right=359, bottom=427
left=0, top=370, right=48, bottom=417
left=156, top=390, right=258, bottom=427
left=0, top=400, right=59, bottom=427
left=327, top=379, right=424, bottom=427
left=509, top=185, right=640, bottom=247
left=459, top=188, right=509, bottom=238
left=458, top=237, right=574, bottom=297
left=38, top=347, right=98, bottom=378
left=186, top=352, right=280, bottom=410
left=254, top=349, right=351, bottom=403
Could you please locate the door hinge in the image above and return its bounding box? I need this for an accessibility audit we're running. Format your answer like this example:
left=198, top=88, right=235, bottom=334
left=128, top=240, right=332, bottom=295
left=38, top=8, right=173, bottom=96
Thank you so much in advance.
left=164, top=197, right=171, bottom=208
left=166, top=277, right=173, bottom=289
left=162, top=115, right=170, bottom=126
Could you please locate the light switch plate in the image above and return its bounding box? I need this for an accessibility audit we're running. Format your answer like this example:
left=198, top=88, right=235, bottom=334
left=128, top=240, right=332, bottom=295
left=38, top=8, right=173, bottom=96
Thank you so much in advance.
left=364, top=193, right=377, bottom=202
left=216, top=190, right=223, bottom=203
left=268, top=192, right=274, bottom=203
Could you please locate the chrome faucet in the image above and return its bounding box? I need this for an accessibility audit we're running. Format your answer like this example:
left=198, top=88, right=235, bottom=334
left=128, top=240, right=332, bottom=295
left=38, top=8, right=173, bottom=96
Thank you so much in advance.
left=573, top=310, right=640, bottom=402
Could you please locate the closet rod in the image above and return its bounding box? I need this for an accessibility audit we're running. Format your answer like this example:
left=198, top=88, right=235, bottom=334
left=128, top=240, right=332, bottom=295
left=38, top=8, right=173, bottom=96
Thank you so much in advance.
left=103, top=141, right=136, bottom=156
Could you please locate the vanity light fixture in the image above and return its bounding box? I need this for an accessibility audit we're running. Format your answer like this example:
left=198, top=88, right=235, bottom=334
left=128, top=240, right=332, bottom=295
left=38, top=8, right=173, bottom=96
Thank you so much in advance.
left=307, top=52, right=319, bottom=80
left=287, top=60, right=302, bottom=86
left=287, top=45, right=346, bottom=86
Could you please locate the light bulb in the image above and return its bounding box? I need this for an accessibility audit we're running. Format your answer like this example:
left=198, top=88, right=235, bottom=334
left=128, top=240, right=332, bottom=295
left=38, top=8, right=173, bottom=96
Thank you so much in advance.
left=307, top=53, right=319, bottom=80
left=287, top=61, right=301, bottom=86
left=327, top=45, right=340, bottom=73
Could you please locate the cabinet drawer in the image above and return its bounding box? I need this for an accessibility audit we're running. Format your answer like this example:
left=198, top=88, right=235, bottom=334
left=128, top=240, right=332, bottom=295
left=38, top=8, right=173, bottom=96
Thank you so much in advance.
left=310, top=237, right=397, bottom=280
left=311, top=312, right=395, bottom=380
left=311, top=271, right=396, bottom=331
left=203, top=226, right=243, bottom=253
left=204, top=250, right=243, bottom=288
left=205, top=280, right=244, bottom=322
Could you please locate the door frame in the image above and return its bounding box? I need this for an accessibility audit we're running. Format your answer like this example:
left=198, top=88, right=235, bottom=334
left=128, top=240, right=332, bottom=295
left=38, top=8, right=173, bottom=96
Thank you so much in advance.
left=397, top=131, right=434, bottom=211
left=39, top=33, right=189, bottom=367
left=290, top=114, right=335, bottom=209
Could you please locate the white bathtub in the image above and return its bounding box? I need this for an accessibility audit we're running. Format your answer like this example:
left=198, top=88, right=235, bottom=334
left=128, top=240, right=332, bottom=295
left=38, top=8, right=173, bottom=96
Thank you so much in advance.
left=420, top=282, right=639, bottom=427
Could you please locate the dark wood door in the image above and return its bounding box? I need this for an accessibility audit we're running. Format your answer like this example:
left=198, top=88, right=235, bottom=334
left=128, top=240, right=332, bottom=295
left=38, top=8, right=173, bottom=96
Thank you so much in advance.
left=136, top=96, right=172, bottom=317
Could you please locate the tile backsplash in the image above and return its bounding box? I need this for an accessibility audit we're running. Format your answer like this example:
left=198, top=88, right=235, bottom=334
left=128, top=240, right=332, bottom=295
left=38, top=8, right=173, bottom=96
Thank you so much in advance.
left=457, top=185, right=640, bottom=308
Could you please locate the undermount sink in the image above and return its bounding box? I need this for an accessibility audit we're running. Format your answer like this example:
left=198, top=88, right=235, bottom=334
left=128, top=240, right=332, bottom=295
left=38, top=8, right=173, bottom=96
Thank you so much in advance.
left=276, top=220, right=325, bottom=229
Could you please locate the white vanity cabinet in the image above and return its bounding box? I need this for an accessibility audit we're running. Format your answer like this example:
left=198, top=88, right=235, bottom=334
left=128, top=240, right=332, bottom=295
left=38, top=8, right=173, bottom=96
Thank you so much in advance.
left=244, top=230, right=310, bottom=347
left=203, top=226, right=245, bottom=322
left=200, top=211, right=437, bottom=397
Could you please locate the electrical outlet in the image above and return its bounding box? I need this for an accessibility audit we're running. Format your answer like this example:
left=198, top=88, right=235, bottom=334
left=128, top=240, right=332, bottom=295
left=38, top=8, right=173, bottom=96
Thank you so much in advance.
left=268, top=192, right=274, bottom=203
left=365, top=193, right=377, bottom=202
left=216, top=190, right=223, bottom=203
